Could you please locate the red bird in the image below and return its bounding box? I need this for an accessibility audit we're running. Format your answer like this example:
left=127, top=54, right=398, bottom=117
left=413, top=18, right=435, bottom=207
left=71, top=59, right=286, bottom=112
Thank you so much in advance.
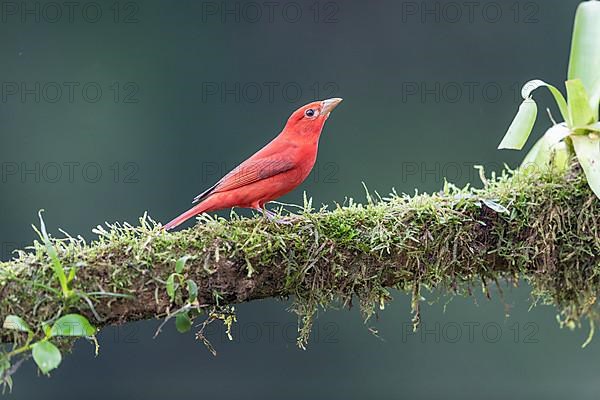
left=163, top=98, right=343, bottom=230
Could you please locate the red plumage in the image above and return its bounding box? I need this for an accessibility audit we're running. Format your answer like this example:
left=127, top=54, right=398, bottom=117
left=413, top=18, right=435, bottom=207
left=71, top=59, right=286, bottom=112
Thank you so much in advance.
left=164, top=98, right=342, bottom=230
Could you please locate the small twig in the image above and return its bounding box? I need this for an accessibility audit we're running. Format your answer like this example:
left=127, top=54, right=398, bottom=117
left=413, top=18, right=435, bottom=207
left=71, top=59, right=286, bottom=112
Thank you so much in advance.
left=153, top=303, right=194, bottom=338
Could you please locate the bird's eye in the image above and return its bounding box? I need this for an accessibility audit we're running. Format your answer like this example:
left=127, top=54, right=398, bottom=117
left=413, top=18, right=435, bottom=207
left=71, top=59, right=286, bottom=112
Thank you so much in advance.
left=305, top=109, right=315, bottom=117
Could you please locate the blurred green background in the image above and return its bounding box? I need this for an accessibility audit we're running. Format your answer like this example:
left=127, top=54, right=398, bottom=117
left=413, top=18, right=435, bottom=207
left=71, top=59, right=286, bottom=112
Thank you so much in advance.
left=2, top=0, right=598, bottom=398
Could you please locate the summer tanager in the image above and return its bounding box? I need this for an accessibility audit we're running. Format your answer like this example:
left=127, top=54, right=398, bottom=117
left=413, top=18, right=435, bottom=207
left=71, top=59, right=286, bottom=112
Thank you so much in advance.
left=163, top=98, right=342, bottom=230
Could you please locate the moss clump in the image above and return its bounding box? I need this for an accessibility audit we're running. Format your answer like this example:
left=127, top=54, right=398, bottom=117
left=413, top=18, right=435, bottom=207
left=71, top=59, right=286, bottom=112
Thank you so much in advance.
left=0, top=167, right=598, bottom=360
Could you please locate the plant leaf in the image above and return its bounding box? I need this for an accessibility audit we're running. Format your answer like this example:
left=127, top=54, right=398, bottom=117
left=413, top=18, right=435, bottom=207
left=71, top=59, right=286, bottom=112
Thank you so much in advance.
left=550, top=142, right=570, bottom=173
left=37, top=210, right=70, bottom=298
left=166, top=274, right=176, bottom=302
left=572, top=134, right=600, bottom=198
left=187, top=279, right=198, bottom=302
left=499, top=98, right=538, bottom=150
left=175, top=255, right=192, bottom=274
left=525, top=140, right=572, bottom=174
left=521, top=79, right=569, bottom=124
left=175, top=313, right=192, bottom=333
left=50, top=314, right=96, bottom=337
left=32, top=342, right=62, bottom=374
left=2, top=315, right=32, bottom=333
left=568, top=1, right=600, bottom=97
left=590, top=77, right=600, bottom=120
left=522, top=124, right=571, bottom=172
left=566, top=79, right=595, bottom=127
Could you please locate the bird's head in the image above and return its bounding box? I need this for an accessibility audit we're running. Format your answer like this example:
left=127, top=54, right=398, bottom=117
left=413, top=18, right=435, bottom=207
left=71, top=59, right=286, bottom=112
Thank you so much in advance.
left=284, top=98, right=343, bottom=138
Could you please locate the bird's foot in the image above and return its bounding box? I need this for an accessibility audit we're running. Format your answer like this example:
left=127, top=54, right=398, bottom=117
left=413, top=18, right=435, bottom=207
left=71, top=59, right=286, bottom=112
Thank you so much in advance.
left=261, top=208, right=294, bottom=225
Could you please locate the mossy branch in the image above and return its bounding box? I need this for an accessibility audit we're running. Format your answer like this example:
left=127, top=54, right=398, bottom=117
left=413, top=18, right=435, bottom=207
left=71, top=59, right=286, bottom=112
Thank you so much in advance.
left=0, top=167, right=598, bottom=356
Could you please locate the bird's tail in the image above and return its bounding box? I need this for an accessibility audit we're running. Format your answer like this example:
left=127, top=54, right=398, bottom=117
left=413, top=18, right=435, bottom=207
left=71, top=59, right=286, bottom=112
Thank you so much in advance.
left=163, top=201, right=212, bottom=231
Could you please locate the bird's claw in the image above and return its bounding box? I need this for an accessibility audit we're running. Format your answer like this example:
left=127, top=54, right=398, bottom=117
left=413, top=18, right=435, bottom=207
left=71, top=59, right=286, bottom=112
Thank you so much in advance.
left=261, top=208, right=296, bottom=225
left=271, top=216, right=294, bottom=225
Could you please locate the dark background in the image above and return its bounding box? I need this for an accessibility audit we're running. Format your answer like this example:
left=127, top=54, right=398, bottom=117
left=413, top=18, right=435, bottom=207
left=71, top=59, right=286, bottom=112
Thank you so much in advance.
left=2, top=0, right=598, bottom=398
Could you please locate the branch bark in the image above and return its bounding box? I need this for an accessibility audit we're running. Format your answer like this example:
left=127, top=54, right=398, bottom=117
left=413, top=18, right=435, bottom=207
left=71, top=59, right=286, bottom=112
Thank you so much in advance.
left=0, top=168, right=598, bottom=348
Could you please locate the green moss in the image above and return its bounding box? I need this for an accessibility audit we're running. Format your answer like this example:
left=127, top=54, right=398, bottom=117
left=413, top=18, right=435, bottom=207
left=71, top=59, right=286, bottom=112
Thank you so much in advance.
left=0, top=167, right=598, bottom=357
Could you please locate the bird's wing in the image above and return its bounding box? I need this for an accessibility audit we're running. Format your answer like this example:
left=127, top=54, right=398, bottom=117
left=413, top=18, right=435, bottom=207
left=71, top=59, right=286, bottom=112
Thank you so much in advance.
left=193, top=157, right=295, bottom=203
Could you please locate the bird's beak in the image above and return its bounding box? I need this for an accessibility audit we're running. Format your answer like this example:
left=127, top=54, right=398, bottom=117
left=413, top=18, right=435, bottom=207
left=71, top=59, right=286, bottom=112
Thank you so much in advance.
left=321, top=97, right=343, bottom=116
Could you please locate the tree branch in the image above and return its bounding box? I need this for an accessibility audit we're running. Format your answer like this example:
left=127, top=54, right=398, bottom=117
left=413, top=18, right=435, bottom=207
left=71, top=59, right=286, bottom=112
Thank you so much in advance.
left=0, top=168, right=598, bottom=351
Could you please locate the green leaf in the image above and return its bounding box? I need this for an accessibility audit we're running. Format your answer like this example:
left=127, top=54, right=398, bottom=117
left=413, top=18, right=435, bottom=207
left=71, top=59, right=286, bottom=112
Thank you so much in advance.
left=568, top=1, right=600, bottom=97
left=175, top=255, right=192, bottom=274
left=166, top=274, right=176, bottom=302
left=175, top=312, right=192, bottom=333
left=522, top=124, right=571, bottom=172
left=499, top=98, right=538, bottom=150
left=32, top=341, right=62, bottom=374
left=566, top=79, right=595, bottom=128
left=37, top=210, right=70, bottom=298
left=42, top=324, right=52, bottom=338
left=187, top=279, right=198, bottom=302
left=521, top=80, right=569, bottom=124
left=590, top=77, right=600, bottom=120
left=50, top=314, right=96, bottom=337
left=552, top=143, right=571, bottom=173
left=3, top=315, right=32, bottom=333
left=67, top=265, right=77, bottom=285
left=572, top=134, right=600, bottom=198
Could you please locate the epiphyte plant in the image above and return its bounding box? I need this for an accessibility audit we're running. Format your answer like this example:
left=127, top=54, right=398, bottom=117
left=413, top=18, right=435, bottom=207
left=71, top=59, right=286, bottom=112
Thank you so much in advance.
left=499, top=1, right=600, bottom=198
